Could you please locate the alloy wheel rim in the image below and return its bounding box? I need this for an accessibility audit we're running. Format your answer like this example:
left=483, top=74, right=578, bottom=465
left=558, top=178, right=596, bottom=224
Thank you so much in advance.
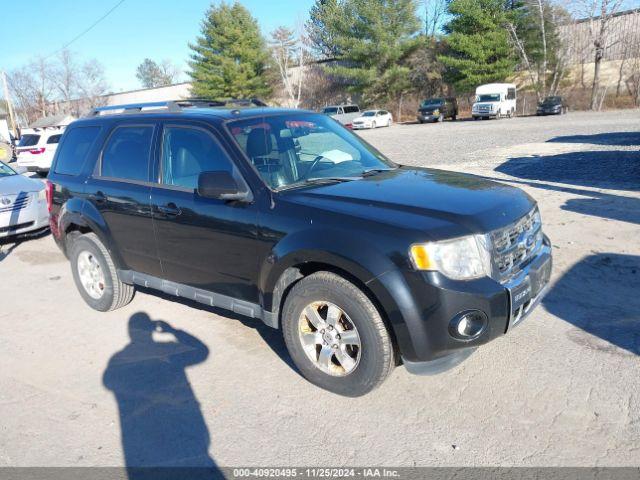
left=298, top=301, right=361, bottom=376
left=77, top=251, right=105, bottom=300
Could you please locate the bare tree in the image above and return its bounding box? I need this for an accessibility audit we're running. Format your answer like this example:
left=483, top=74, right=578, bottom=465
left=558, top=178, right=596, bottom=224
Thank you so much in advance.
left=424, top=0, right=447, bottom=38
left=7, top=57, right=55, bottom=125
left=574, top=0, right=626, bottom=109
left=270, top=25, right=307, bottom=108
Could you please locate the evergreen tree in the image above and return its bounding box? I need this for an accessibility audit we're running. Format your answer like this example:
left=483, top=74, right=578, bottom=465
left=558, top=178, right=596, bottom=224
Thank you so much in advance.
left=439, top=0, right=517, bottom=93
left=307, top=0, right=421, bottom=104
left=188, top=2, right=271, bottom=99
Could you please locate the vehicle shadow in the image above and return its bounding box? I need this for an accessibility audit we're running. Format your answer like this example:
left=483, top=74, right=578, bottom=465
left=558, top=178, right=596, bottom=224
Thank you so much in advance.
left=103, top=312, right=224, bottom=479
left=136, top=286, right=297, bottom=372
left=0, top=229, right=50, bottom=263
left=543, top=254, right=640, bottom=356
left=0, top=240, right=21, bottom=263
left=547, top=131, right=640, bottom=146
left=495, top=150, right=640, bottom=192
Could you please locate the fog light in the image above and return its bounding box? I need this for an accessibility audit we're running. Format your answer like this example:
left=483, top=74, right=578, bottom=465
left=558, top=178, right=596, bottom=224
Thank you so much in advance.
left=449, top=311, right=487, bottom=340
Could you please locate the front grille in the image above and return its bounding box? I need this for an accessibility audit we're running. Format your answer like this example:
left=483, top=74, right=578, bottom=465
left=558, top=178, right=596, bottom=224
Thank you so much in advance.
left=492, top=208, right=543, bottom=282
left=0, top=193, right=32, bottom=214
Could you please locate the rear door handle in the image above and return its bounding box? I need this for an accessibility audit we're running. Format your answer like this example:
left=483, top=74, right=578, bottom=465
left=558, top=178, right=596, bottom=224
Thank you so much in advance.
left=157, top=203, right=182, bottom=217
left=90, top=191, right=106, bottom=204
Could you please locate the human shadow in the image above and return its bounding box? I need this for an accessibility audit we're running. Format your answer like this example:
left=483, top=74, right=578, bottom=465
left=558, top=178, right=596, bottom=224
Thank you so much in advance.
left=135, top=286, right=297, bottom=373
left=547, top=131, right=640, bottom=147
left=495, top=150, right=640, bottom=192
left=103, top=312, right=223, bottom=479
left=543, top=254, right=640, bottom=356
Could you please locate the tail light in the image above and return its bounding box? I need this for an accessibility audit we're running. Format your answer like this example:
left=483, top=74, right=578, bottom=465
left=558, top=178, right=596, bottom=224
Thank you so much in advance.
left=45, top=180, right=54, bottom=212
left=29, top=148, right=46, bottom=154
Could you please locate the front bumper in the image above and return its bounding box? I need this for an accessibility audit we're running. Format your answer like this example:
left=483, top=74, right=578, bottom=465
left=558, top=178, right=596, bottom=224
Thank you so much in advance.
left=417, top=113, right=439, bottom=122
left=369, top=237, right=552, bottom=372
left=537, top=109, right=561, bottom=115
left=0, top=193, right=49, bottom=238
left=352, top=124, right=372, bottom=130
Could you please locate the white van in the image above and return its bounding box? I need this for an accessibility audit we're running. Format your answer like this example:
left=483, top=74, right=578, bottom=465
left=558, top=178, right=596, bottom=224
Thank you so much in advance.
left=321, top=105, right=361, bottom=128
left=472, top=83, right=517, bottom=120
left=16, top=127, right=65, bottom=174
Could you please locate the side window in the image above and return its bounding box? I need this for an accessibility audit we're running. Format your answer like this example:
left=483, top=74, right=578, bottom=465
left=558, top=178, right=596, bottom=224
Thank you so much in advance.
left=54, top=127, right=101, bottom=176
left=507, top=88, right=516, bottom=100
left=47, top=134, right=62, bottom=144
left=338, top=107, right=344, bottom=115
left=345, top=106, right=359, bottom=114
left=101, top=126, right=154, bottom=182
left=161, top=126, right=233, bottom=190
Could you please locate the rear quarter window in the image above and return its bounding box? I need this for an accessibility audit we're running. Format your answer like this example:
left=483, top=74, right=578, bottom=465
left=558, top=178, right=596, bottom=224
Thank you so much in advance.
left=47, top=134, right=62, bottom=144
left=54, top=127, right=101, bottom=176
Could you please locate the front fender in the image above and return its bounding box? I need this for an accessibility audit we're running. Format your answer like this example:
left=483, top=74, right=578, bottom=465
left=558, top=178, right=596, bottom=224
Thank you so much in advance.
left=259, top=227, right=397, bottom=312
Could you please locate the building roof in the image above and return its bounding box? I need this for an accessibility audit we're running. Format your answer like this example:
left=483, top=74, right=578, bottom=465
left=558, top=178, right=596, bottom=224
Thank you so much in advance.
left=30, top=114, right=76, bottom=129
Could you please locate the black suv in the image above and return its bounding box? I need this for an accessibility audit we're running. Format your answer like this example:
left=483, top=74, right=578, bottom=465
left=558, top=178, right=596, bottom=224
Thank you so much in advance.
left=417, top=97, right=458, bottom=123
left=537, top=96, right=569, bottom=116
left=47, top=100, right=552, bottom=396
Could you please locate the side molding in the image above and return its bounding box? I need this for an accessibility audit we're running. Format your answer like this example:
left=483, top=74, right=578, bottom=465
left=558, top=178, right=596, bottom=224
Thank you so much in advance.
left=118, top=270, right=278, bottom=329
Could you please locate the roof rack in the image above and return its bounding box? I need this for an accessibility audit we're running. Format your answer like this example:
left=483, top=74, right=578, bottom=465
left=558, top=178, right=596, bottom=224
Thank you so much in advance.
left=88, top=98, right=268, bottom=117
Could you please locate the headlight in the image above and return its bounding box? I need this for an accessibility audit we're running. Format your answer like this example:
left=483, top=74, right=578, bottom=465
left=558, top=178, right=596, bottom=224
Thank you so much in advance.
left=37, top=189, right=47, bottom=201
left=409, top=235, right=492, bottom=280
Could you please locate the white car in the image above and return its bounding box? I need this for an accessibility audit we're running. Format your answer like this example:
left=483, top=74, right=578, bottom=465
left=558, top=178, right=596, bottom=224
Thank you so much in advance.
left=16, top=128, right=65, bottom=174
left=351, top=110, right=393, bottom=130
left=0, top=162, right=49, bottom=239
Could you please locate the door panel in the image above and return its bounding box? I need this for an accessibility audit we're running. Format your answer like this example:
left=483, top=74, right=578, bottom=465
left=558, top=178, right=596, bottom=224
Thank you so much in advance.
left=86, top=122, right=162, bottom=276
left=151, top=123, right=260, bottom=303
left=86, top=178, right=161, bottom=276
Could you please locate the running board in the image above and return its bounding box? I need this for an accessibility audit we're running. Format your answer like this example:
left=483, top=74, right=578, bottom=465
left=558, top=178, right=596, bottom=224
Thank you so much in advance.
left=117, top=270, right=278, bottom=329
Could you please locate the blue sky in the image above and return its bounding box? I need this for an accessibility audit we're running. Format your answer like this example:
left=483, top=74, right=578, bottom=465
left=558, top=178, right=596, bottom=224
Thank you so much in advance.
left=1, top=0, right=316, bottom=93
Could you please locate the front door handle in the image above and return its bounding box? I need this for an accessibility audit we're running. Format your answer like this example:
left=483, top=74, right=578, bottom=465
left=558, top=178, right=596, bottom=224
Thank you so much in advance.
left=157, top=203, right=182, bottom=217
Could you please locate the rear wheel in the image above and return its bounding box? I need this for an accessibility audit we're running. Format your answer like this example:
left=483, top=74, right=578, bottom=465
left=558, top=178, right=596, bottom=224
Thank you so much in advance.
left=281, top=272, right=394, bottom=396
left=69, top=232, right=135, bottom=312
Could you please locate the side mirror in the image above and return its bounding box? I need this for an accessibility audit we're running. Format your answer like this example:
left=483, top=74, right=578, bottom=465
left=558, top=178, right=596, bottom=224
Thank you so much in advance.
left=197, top=171, right=248, bottom=201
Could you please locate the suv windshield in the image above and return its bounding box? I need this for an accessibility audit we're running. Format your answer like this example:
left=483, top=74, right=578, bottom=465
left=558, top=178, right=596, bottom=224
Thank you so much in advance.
left=0, top=162, right=16, bottom=177
left=421, top=99, right=443, bottom=108
left=322, top=107, right=339, bottom=114
left=478, top=94, right=501, bottom=102
left=228, top=113, right=396, bottom=191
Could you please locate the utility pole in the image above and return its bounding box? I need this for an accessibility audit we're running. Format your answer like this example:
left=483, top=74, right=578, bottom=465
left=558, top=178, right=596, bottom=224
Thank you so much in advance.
left=1, top=71, right=18, bottom=138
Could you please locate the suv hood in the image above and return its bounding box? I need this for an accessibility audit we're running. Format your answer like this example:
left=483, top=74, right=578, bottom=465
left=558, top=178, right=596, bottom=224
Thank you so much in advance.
left=284, top=167, right=535, bottom=236
left=0, top=174, right=43, bottom=195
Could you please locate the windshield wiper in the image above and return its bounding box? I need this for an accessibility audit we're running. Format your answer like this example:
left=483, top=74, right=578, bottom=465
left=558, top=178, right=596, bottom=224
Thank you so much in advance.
left=361, top=168, right=394, bottom=177
left=277, top=176, right=358, bottom=191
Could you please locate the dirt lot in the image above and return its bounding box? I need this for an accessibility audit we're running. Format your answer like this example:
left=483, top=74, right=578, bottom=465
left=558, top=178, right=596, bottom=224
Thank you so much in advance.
left=1, top=109, right=639, bottom=468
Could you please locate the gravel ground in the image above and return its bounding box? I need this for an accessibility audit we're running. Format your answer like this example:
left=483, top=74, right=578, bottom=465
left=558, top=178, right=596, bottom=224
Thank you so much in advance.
left=0, top=109, right=639, bottom=468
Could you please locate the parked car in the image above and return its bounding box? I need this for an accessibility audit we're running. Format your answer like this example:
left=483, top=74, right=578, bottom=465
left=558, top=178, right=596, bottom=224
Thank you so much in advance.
left=0, top=161, right=49, bottom=240
left=321, top=104, right=360, bottom=128
left=537, top=96, right=569, bottom=116
left=472, top=83, right=517, bottom=120
left=352, top=110, right=393, bottom=129
left=417, top=97, right=458, bottom=123
left=16, top=127, right=65, bottom=175
left=48, top=100, right=552, bottom=397
left=0, top=135, right=12, bottom=164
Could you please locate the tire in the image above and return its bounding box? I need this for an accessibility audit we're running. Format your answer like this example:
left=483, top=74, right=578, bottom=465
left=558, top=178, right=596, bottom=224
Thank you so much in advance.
left=281, top=272, right=395, bottom=397
left=387, top=119, right=392, bottom=127
left=372, top=121, right=377, bottom=129
left=452, top=114, right=457, bottom=121
left=69, top=232, right=135, bottom=312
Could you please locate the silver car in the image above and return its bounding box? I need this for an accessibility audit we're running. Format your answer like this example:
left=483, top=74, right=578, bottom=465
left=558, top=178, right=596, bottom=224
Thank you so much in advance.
left=0, top=162, right=49, bottom=239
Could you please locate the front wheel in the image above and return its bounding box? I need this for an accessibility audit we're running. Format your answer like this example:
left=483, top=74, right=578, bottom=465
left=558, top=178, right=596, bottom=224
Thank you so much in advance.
left=282, top=272, right=395, bottom=396
left=371, top=121, right=377, bottom=129
left=69, top=232, right=135, bottom=312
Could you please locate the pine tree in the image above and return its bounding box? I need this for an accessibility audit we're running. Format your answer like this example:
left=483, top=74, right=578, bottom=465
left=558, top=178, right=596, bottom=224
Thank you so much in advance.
left=439, top=0, right=517, bottom=93
left=307, top=0, right=421, bottom=104
left=188, top=2, right=271, bottom=99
